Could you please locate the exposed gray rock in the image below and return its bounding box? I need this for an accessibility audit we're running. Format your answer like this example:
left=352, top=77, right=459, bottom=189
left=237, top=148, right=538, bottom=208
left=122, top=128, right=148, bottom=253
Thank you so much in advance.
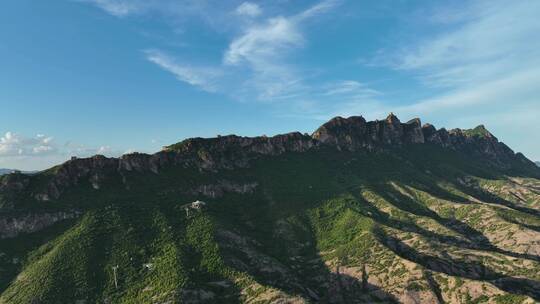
left=403, top=118, right=425, bottom=144
left=422, top=123, right=527, bottom=168
left=312, top=114, right=424, bottom=150
left=0, top=211, right=80, bottom=238
left=189, top=181, right=258, bottom=198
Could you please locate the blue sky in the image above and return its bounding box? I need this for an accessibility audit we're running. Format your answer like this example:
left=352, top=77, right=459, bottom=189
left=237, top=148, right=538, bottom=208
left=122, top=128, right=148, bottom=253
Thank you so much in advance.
left=1, top=0, right=539, bottom=170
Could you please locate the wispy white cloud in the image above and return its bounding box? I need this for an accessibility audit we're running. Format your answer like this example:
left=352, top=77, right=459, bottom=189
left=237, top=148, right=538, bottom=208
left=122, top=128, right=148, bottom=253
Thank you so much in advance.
left=220, top=0, right=341, bottom=101
left=80, top=0, right=241, bottom=32
left=136, top=1, right=341, bottom=102
left=322, top=80, right=381, bottom=97
left=353, top=0, right=540, bottom=123
left=145, top=49, right=222, bottom=92
left=79, top=0, right=138, bottom=17
left=294, top=0, right=341, bottom=21
left=223, top=15, right=306, bottom=100
left=81, top=0, right=343, bottom=102
left=224, top=17, right=303, bottom=66
left=235, top=2, right=262, bottom=18
left=387, top=0, right=540, bottom=87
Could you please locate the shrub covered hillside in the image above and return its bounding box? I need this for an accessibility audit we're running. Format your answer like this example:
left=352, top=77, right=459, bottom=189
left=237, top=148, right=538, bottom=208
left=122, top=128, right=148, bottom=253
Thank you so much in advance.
left=1, top=114, right=540, bottom=303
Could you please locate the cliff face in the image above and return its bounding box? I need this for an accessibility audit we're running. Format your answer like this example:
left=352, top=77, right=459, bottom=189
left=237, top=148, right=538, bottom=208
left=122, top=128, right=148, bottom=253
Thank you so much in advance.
left=0, top=211, right=79, bottom=238
left=312, top=114, right=532, bottom=169
left=311, top=114, right=425, bottom=150
left=165, top=132, right=317, bottom=169
left=421, top=124, right=527, bottom=168
left=0, top=114, right=535, bottom=210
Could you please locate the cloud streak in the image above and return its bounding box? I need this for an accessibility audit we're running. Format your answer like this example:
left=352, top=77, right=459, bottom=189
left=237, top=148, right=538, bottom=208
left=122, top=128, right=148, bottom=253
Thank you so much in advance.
left=138, top=1, right=341, bottom=102
left=79, top=0, right=139, bottom=17
left=145, top=50, right=222, bottom=92
left=384, top=0, right=540, bottom=88
left=235, top=2, right=262, bottom=18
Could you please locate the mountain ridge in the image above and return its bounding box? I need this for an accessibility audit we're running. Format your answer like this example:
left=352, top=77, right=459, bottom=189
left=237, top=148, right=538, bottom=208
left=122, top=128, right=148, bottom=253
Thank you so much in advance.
left=1, top=114, right=540, bottom=303
left=1, top=114, right=537, bottom=209
left=3, top=114, right=539, bottom=213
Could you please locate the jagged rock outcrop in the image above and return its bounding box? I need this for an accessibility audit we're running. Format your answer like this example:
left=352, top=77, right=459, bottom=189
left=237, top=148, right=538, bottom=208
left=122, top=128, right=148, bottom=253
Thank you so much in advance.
left=311, top=116, right=368, bottom=150
left=0, top=211, right=79, bottom=238
left=421, top=124, right=529, bottom=168
left=0, top=173, right=31, bottom=210
left=166, top=132, right=317, bottom=169
left=33, top=155, right=118, bottom=201
left=312, top=113, right=424, bottom=150
left=0, top=173, right=30, bottom=193
left=403, top=118, right=425, bottom=144
left=189, top=181, right=258, bottom=198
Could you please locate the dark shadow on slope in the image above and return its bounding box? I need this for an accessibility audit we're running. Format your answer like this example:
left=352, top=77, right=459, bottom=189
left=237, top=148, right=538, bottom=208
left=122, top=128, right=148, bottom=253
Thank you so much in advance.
left=501, top=217, right=540, bottom=233
left=450, top=180, right=540, bottom=218
left=328, top=265, right=399, bottom=304
left=373, top=226, right=540, bottom=300
left=371, top=183, right=489, bottom=243
left=349, top=191, right=486, bottom=249
left=212, top=198, right=398, bottom=303
left=0, top=218, right=77, bottom=293
left=369, top=184, right=540, bottom=262
left=157, top=203, right=243, bottom=304
left=396, top=144, right=540, bottom=181
left=424, top=270, right=443, bottom=304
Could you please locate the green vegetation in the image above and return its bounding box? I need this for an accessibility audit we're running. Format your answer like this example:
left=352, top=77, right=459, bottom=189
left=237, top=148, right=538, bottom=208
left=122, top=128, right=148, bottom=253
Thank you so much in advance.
left=1, top=144, right=540, bottom=303
left=493, top=294, right=528, bottom=304
left=463, top=125, right=491, bottom=137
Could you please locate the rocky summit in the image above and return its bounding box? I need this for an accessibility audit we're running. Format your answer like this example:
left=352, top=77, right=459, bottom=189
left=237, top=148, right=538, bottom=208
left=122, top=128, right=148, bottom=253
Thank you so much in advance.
left=1, top=114, right=540, bottom=304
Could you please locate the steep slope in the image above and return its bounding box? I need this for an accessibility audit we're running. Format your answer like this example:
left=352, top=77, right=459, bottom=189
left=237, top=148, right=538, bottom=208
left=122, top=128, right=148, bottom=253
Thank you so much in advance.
left=1, top=114, right=539, bottom=304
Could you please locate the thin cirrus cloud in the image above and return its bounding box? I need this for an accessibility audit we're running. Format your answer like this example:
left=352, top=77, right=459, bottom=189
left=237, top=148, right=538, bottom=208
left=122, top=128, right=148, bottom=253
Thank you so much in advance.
left=145, top=49, right=223, bottom=93
left=79, top=0, right=138, bottom=17
left=384, top=0, right=540, bottom=92
left=84, top=0, right=366, bottom=106
left=138, top=0, right=343, bottom=103
left=357, top=0, right=540, bottom=128
left=235, top=2, right=262, bottom=18
left=394, top=0, right=540, bottom=87
left=223, top=16, right=303, bottom=66
left=322, top=80, right=381, bottom=98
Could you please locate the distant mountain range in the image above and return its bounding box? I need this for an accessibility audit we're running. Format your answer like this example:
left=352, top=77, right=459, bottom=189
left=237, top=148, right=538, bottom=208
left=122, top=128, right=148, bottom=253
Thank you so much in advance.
left=536, top=161, right=540, bottom=167
left=0, top=169, right=19, bottom=175
left=1, top=114, right=540, bottom=303
left=0, top=169, right=36, bottom=176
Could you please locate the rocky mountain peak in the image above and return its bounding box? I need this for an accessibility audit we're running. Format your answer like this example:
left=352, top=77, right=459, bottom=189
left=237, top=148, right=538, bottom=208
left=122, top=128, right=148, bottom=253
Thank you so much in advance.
left=385, top=112, right=400, bottom=124
left=313, top=113, right=424, bottom=149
